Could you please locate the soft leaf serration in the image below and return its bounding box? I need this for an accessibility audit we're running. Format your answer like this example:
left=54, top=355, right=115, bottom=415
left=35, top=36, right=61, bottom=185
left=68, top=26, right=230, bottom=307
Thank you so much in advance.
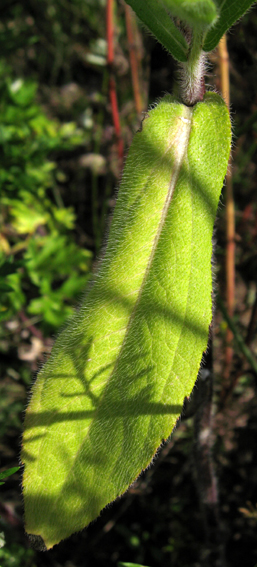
left=21, top=93, right=231, bottom=549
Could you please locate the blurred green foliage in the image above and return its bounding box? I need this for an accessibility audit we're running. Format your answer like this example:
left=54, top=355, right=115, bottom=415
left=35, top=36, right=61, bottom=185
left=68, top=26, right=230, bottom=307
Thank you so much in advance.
left=0, top=532, right=36, bottom=567
left=118, top=563, right=151, bottom=567
left=0, top=62, right=92, bottom=333
left=0, top=467, right=20, bottom=486
left=0, top=1, right=256, bottom=566
left=0, top=0, right=106, bottom=84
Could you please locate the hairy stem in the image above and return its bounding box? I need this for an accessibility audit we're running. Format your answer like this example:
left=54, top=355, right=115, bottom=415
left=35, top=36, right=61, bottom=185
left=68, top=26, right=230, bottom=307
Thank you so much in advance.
left=179, top=30, right=206, bottom=106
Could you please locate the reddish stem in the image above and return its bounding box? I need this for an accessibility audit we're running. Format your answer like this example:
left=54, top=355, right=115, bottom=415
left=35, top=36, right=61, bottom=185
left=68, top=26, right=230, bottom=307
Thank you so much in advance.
left=125, top=4, right=143, bottom=115
left=106, top=0, right=124, bottom=167
left=218, top=35, right=235, bottom=383
left=109, top=76, right=123, bottom=162
left=19, top=311, right=43, bottom=341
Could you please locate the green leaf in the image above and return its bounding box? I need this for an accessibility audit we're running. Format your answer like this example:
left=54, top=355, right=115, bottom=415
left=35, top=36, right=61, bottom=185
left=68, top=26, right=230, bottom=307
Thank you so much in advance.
left=203, top=0, right=255, bottom=52
left=7, top=79, right=37, bottom=107
left=118, top=563, right=151, bottom=567
left=0, top=282, right=14, bottom=292
left=7, top=200, right=48, bottom=234
left=0, top=467, right=20, bottom=484
left=52, top=207, right=76, bottom=230
left=125, top=0, right=188, bottom=62
left=21, top=92, right=231, bottom=549
left=162, top=0, right=218, bottom=29
left=5, top=273, right=26, bottom=312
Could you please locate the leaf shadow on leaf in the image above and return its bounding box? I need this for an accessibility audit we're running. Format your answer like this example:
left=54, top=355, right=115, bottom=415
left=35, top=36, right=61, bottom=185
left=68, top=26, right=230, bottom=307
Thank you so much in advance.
left=21, top=107, right=228, bottom=548
left=22, top=278, right=212, bottom=431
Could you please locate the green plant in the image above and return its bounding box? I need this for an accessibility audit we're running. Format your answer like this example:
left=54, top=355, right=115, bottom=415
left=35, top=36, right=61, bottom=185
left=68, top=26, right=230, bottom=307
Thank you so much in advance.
left=21, top=0, right=255, bottom=552
left=0, top=467, right=20, bottom=486
left=0, top=539, right=35, bottom=567
left=0, top=63, right=92, bottom=333
left=118, top=563, right=151, bottom=567
left=0, top=0, right=106, bottom=85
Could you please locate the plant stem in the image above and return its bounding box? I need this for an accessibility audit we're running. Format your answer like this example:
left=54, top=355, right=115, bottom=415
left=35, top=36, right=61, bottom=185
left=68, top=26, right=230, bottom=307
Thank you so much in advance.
left=193, top=343, right=227, bottom=567
left=125, top=3, right=144, bottom=116
left=179, top=30, right=205, bottom=106
left=218, top=35, right=235, bottom=384
left=106, top=0, right=124, bottom=167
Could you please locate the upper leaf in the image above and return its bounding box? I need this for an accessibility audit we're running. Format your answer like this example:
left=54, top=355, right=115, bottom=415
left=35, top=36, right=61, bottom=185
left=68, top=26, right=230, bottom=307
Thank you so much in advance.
left=125, top=0, right=188, bottom=61
left=203, top=0, right=256, bottom=52
left=21, top=93, right=231, bottom=550
left=162, top=0, right=218, bottom=29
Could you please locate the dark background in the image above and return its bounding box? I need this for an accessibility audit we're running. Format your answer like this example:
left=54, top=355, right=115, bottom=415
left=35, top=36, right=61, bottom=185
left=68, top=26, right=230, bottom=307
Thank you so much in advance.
left=1, top=2, right=257, bottom=566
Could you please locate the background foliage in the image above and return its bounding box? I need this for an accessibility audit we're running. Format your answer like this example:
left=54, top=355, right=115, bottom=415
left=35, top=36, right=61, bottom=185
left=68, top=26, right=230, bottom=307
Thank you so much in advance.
left=1, top=1, right=257, bottom=566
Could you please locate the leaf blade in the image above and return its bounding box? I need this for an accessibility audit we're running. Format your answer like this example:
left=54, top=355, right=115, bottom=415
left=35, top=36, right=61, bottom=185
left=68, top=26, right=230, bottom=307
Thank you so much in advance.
left=22, top=93, right=231, bottom=549
left=125, top=0, right=188, bottom=61
left=0, top=467, right=20, bottom=482
left=162, top=0, right=218, bottom=29
left=203, top=0, right=255, bottom=52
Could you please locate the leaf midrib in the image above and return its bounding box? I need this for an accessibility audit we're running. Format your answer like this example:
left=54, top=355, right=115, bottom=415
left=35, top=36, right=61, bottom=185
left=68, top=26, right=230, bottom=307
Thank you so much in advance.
left=58, top=106, right=193, bottom=487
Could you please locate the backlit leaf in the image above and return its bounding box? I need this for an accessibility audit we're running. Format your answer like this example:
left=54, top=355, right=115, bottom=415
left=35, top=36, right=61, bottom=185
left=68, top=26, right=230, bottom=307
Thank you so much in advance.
left=21, top=93, right=231, bottom=549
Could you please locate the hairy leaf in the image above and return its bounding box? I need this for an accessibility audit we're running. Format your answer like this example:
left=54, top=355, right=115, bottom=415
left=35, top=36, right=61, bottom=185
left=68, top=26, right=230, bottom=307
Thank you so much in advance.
left=21, top=93, right=231, bottom=549
left=162, top=0, right=218, bottom=29
left=125, top=0, right=188, bottom=62
left=203, top=0, right=255, bottom=52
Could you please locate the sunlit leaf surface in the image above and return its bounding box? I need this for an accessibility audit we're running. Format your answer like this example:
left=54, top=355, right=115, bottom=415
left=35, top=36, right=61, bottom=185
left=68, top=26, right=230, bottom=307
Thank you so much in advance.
left=22, top=93, right=231, bottom=549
